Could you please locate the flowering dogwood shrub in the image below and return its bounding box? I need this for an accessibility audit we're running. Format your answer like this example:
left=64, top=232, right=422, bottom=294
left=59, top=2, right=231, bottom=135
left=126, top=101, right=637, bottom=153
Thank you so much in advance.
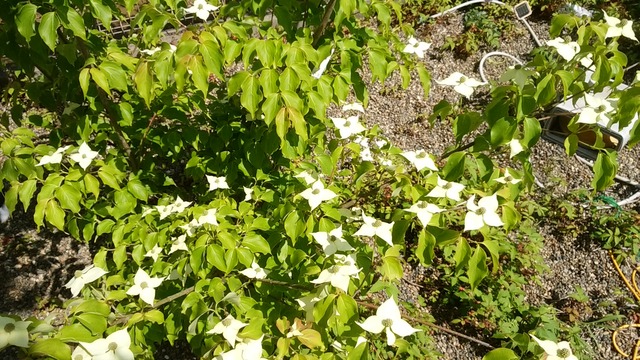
left=0, top=0, right=638, bottom=359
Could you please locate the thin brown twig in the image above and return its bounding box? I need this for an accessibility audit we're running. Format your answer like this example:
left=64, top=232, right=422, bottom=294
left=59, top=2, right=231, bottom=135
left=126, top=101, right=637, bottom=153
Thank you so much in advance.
left=312, top=0, right=337, bottom=47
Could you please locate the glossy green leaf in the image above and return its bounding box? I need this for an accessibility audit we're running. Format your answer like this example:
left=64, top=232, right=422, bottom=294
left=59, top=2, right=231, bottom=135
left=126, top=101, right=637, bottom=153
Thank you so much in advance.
left=16, top=3, right=38, bottom=43
left=38, top=12, right=59, bottom=51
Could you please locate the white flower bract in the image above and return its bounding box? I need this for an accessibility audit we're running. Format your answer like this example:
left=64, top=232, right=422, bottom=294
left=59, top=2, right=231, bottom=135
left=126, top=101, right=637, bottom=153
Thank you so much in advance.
left=207, top=315, right=248, bottom=347
left=546, top=37, right=580, bottom=61
left=401, top=150, right=438, bottom=172
left=464, top=194, right=504, bottom=231
left=0, top=317, right=31, bottom=349
left=64, top=265, right=108, bottom=297
left=144, top=245, right=163, bottom=262
left=312, top=48, right=335, bottom=79
left=126, top=268, right=164, bottom=306
left=37, top=145, right=70, bottom=166
left=402, top=36, right=431, bottom=58
left=311, top=255, right=360, bottom=292
left=207, top=175, right=229, bottom=191
left=495, top=169, right=521, bottom=185
left=509, top=139, right=524, bottom=158
left=354, top=214, right=394, bottom=246
left=240, top=262, right=269, bottom=279
left=357, top=297, right=420, bottom=346
left=427, top=176, right=465, bottom=201
left=604, top=13, right=637, bottom=41
left=311, top=226, right=354, bottom=256
left=80, top=328, right=134, bottom=360
left=169, top=234, right=188, bottom=254
left=299, top=180, right=337, bottom=210
left=577, top=93, right=614, bottom=124
left=405, top=201, right=443, bottom=227
left=69, top=143, right=99, bottom=170
left=331, top=116, right=366, bottom=139
left=436, top=72, right=484, bottom=98
left=342, top=102, right=365, bottom=113
left=530, top=335, right=578, bottom=360
left=185, top=0, right=219, bottom=21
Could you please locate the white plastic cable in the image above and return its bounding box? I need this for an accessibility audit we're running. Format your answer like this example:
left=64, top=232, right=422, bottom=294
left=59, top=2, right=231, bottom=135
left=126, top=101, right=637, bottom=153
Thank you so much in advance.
left=574, top=155, right=640, bottom=208
left=430, top=0, right=506, bottom=19
left=478, top=51, right=524, bottom=83
left=519, top=18, right=543, bottom=47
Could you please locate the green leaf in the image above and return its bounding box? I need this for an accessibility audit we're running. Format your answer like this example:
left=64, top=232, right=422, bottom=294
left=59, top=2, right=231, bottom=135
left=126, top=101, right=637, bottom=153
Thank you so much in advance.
left=16, top=3, right=38, bottom=43
left=467, top=246, right=488, bottom=290
left=84, top=173, right=100, bottom=197
left=18, top=179, right=37, bottom=211
left=241, top=75, right=262, bottom=118
left=60, top=7, right=86, bottom=40
left=38, top=12, right=59, bottom=51
left=592, top=150, right=618, bottom=191
left=127, top=179, right=148, bottom=201
left=443, top=152, right=466, bottom=181
left=416, top=229, right=436, bottom=265
left=379, top=255, right=403, bottom=281
left=96, top=219, right=115, bottom=236
left=77, top=313, right=107, bottom=334
left=45, top=199, right=66, bottom=231
left=90, top=68, right=111, bottom=95
left=336, top=294, right=357, bottom=322
left=453, top=112, right=483, bottom=143
left=242, top=233, right=271, bottom=254
left=58, top=324, right=95, bottom=342
left=453, top=238, right=471, bottom=272
left=144, top=309, right=165, bottom=324
left=98, top=166, right=121, bottom=190
left=89, top=0, right=112, bottom=30
left=99, top=62, right=128, bottom=92
left=564, top=133, right=578, bottom=156
left=79, top=68, right=91, bottom=98
left=523, top=117, right=542, bottom=148
left=113, top=245, right=127, bottom=270
left=298, top=329, right=323, bottom=349
left=259, top=69, right=279, bottom=95
left=416, top=63, right=431, bottom=99
left=56, top=183, right=82, bottom=213
left=29, top=339, right=71, bottom=360
left=134, top=61, right=154, bottom=107
left=482, top=348, right=518, bottom=360
left=284, top=211, right=303, bottom=240
left=489, top=118, right=516, bottom=146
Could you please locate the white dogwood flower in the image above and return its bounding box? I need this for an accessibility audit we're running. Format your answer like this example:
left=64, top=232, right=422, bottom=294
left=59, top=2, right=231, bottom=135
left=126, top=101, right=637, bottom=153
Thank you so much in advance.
left=311, top=226, right=354, bottom=256
left=495, top=169, right=521, bottom=185
left=354, top=214, right=394, bottom=246
left=81, top=329, right=134, bottom=360
left=436, top=72, right=484, bottom=98
left=144, top=245, right=163, bottom=262
left=296, top=287, right=329, bottom=321
left=464, top=194, right=504, bottom=231
left=141, top=44, right=177, bottom=56
left=294, top=170, right=316, bottom=185
left=207, top=175, right=229, bottom=191
left=169, top=235, right=188, bottom=254
left=342, top=102, right=365, bottom=113
left=311, top=255, right=360, bottom=292
left=530, top=335, right=578, bottom=360
left=509, top=139, right=524, bottom=158
left=577, top=93, right=614, bottom=124
left=65, top=265, right=108, bottom=297
left=37, top=145, right=70, bottom=166
left=172, top=196, right=192, bottom=213
left=243, top=187, right=253, bottom=201
left=401, top=150, right=438, bottom=172
left=331, top=116, right=366, bottom=139
left=427, top=176, right=465, bottom=201
left=69, top=143, right=99, bottom=170
left=215, top=335, right=266, bottom=360
left=402, top=36, right=431, bottom=58
left=300, top=180, right=337, bottom=210
left=207, top=315, right=248, bottom=347
left=71, top=346, right=92, bottom=360
left=357, top=297, right=420, bottom=346
left=312, top=48, right=335, bottom=79
left=197, top=208, right=219, bottom=226
left=185, top=0, right=219, bottom=21
left=406, top=201, right=443, bottom=227
left=604, top=13, right=637, bottom=41
left=126, top=268, right=164, bottom=306
left=0, top=317, right=31, bottom=349
left=546, top=38, right=580, bottom=61
left=240, top=262, right=269, bottom=279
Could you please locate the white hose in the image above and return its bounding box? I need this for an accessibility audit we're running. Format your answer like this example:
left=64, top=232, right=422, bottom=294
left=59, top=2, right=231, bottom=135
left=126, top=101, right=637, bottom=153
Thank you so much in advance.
left=430, top=0, right=506, bottom=19
left=478, top=51, right=524, bottom=83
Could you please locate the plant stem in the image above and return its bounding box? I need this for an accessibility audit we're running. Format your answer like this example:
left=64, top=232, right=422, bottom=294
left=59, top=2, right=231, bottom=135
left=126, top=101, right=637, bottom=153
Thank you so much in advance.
left=313, top=0, right=337, bottom=47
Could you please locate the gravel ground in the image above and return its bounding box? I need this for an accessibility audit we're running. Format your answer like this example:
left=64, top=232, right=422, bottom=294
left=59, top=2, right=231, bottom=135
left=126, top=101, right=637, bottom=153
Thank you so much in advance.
left=2, top=6, right=640, bottom=360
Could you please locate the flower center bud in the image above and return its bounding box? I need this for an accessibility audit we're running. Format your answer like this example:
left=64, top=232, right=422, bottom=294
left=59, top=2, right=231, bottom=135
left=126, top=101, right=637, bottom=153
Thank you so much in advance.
left=140, top=281, right=148, bottom=289
left=597, top=104, right=607, bottom=112
left=476, top=208, right=486, bottom=215
left=74, top=270, right=84, bottom=278
left=563, top=36, right=572, bottom=43
left=504, top=176, right=513, bottom=182
left=459, top=76, right=467, bottom=84
left=442, top=182, right=452, bottom=190
left=416, top=151, right=426, bottom=159
left=108, top=342, right=118, bottom=351
left=345, top=121, right=351, bottom=127
left=620, top=19, right=628, bottom=26
left=514, top=64, right=522, bottom=70
left=418, top=201, right=428, bottom=209
left=373, top=220, right=382, bottom=227
left=222, top=318, right=232, bottom=326
left=312, top=189, right=321, bottom=195
left=4, top=323, right=15, bottom=333
left=328, top=265, right=339, bottom=274
left=381, top=318, right=393, bottom=327
left=74, top=355, right=85, bottom=360
left=557, top=348, right=570, bottom=358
